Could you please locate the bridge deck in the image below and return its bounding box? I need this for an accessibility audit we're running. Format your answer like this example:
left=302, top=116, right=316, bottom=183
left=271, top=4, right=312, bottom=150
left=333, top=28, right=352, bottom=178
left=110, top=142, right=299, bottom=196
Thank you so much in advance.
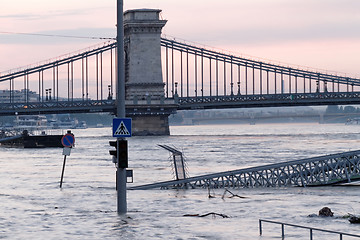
left=129, top=150, right=360, bottom=190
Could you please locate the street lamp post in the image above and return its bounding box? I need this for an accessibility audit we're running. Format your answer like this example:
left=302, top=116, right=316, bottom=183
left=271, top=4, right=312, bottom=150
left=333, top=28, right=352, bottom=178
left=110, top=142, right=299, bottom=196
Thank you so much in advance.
left=49, top=89, right=52, bottom=101
left=116, top=0, right=127, bottom=214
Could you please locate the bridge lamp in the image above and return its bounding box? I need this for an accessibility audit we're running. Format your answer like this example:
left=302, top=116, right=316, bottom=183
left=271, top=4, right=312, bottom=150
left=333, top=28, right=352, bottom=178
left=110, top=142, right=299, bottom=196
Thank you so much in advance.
left=49, top=88, right=52, bottom=101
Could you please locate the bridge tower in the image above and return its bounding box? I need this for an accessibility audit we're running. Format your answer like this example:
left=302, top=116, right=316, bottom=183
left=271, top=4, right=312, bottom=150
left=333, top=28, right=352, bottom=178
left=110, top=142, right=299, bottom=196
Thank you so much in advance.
left=124, top=9, right=177, bottom=135
left=124, top=9, right=166, bottom=100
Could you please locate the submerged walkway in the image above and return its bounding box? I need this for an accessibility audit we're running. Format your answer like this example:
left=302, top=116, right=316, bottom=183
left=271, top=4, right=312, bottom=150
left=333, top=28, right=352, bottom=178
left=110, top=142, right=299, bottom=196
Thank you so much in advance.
left=129, top=150, right=360, bottom=190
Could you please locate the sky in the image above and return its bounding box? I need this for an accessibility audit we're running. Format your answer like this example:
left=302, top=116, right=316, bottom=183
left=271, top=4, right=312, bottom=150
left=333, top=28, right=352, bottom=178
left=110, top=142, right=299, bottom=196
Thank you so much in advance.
left=1, top=0, right=360, bottom=77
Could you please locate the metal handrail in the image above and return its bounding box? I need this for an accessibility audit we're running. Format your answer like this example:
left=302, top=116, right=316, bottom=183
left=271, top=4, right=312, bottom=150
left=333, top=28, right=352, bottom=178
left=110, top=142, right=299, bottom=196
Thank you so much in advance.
left=259, top=219, right=360, bottom=240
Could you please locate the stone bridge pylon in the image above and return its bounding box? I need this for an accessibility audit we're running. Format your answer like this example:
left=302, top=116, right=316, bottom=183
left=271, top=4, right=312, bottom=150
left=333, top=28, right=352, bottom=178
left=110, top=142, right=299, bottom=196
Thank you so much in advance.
left=123, top=9, right=177, bottom=135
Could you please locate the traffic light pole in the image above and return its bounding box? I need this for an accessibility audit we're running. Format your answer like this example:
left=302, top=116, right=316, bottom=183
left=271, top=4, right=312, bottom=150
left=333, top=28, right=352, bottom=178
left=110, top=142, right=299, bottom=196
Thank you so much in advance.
left=116, top=0, right=127, bottom=214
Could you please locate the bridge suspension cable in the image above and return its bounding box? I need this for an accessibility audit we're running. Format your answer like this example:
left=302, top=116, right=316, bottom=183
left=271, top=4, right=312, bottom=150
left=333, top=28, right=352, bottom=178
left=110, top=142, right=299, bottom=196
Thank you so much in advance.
left=0, top=36, right=360, bottom=115
left=161, top=37, right=360, bottom=99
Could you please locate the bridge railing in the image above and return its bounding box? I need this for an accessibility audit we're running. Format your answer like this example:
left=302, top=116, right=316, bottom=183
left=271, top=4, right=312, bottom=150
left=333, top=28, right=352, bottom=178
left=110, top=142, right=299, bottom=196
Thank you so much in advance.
left=259, top=219, right=360, bottom=239
left=129, top=150, right=360, bottom=190
left=176, top=91, right=360, bottom=109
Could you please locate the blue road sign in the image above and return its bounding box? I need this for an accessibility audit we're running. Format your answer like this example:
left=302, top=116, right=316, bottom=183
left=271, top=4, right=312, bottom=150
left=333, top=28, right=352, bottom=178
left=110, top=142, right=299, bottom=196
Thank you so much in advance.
left=113, top=118, right=132, bottom=137
left=61, top=133, right=75, bottom=147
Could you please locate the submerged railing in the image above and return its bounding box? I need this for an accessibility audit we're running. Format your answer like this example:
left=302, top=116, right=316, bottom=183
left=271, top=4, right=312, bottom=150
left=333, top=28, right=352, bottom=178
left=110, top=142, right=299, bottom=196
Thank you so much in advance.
left=259, top=219, right=360, bottom=239
left=129, top=150, right=360, bottom=190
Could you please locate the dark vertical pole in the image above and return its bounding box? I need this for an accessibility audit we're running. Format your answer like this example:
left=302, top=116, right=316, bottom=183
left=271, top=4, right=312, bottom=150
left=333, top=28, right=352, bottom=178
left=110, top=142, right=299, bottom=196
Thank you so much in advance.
left=116, top=0, right=126, bottom=214
left=289, top=69, right=291, bottom=94
left=82, top=58, right=84, bottom=100
left=60, top=155, right=67, bottom=188
left=68, top=63, right=70, bottom=101
left=180, top=51, right=183, bottom=97
left=195, top=52, right=197, bottom=97
left=295, top=75, right=298, bottom=94
left=27, top=74, right=29, bottom=103
left=71, top=61, right=74, bottom=101
left=316, top=74, right=320, bottom=93
left=303, top=75, right=305, bottom=93
left=266, top=70, right=269, bottom=94
left=165, top=46, right=168, bottom=98
left=260, top=64, right=262, bottom=95
left=56, top=65, right=59, bottom=101
left=230, top=57, right=233, bottom=95
left=9, top=78, right=12, bottom=103
left=281, top=70, right=283, bottom=94
left=245, top=63, right=248, bottom=95
left=332, top=80, right=334, bottom=92
left=274, top=70, right=277, bottom=94
left=111, top=48, right=113, bottom=98
left=96, top=54, right=99, bottom=100
left=309, top=76, right=312, bottom=93
left=216, top=57, right=219, bottom=96
left=238, top=64, right=241, bottom=95
left=171, top=44, right=174, bottom=96
left=252, top=65, right=255, bottom=95
left=209, top=58, right=212, bottom=97
left=23, top=74, right=26, bottom=102
left=53, top=66, right=55, bottom=100
left=186, top=49, right=189, bottom=97
left=42, top=71, right=44, bottom=102
left=201, top=51, right=204, bottom=98
left=38, top=71, right=41, bottom=101
left=86, top=56, right=89, bottom=100
left=223, top=60, right=226, bottom=96
left=101, top=52, right=103, bottom=100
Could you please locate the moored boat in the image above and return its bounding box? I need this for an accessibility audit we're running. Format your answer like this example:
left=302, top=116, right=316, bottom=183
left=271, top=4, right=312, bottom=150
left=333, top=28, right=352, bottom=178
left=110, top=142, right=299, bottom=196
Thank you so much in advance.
left=0, top=115, right=65, bottom=148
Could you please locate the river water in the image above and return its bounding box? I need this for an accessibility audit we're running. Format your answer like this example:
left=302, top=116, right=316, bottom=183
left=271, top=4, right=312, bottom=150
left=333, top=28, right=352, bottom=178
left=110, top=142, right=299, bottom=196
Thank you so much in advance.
left=1, top=123, right=360, bottom=239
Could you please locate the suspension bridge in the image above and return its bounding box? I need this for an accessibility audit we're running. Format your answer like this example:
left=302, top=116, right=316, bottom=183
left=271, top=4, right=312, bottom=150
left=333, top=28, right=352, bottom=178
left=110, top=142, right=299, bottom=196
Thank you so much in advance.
left=0, top=9, right=360, bottom=134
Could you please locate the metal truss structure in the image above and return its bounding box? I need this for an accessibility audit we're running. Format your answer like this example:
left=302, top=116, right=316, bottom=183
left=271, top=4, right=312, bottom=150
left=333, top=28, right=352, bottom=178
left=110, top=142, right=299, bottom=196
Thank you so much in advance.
left=0, top=37, right=360, bottom=115
left=0, top=99, right=178, bottom=116
left=177, top=92, right=360, bottom=110
left=158, top=145, right=189, bottom=180
left=129, top=150, right=360, bottom=190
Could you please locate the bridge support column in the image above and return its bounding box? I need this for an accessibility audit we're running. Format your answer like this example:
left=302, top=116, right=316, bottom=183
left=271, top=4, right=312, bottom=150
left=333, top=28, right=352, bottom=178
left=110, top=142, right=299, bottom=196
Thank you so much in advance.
left=124, top=9, right=167, bottom=100
left=126, top=99, right=178, bottom=136
left=124, top=9, right=176, bottom=135
left=132, top=115, right=170, bottom=136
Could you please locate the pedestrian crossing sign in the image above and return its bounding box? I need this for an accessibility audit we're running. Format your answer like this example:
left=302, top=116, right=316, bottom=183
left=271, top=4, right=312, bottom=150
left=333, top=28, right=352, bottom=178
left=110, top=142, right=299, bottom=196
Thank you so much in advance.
left=113, top=118, right=132, bottom=137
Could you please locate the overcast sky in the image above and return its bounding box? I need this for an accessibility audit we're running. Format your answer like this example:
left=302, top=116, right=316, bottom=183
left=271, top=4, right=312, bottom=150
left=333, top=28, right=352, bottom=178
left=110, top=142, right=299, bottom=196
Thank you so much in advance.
left=1, top=0, right=359, bottom=77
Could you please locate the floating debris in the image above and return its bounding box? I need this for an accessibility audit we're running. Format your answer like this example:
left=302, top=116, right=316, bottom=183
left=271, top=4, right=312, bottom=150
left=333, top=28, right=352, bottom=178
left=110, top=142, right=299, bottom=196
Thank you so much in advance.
left=319, top=207, right=334, bottom=217
left=183, top=212, right=230, bottom=218
left=221, top=189, right=247, bottom=199
left=349, top=215, right=360, bottom=224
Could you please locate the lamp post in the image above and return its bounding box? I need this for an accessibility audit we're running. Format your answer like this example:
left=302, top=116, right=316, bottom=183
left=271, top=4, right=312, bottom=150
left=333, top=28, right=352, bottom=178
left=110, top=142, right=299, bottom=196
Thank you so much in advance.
left=116, top=0, right=126, bottom=214
left=49, top=88, right=52, bottom=101
left=108, top=85, right=112, bottom=100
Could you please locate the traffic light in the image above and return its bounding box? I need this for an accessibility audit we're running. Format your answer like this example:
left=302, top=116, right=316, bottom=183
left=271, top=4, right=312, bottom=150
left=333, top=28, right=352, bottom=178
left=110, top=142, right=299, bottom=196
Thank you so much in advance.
left=109, top=141, right=117, bottom=164
left=109, top=139, right=128, bottom=168
left=117, top=139, right=128, bottom=168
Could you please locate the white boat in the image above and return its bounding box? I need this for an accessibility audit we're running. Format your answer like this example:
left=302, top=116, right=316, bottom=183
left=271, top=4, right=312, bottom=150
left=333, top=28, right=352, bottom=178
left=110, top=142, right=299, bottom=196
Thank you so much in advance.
left=13, top=115, right=48, bottom=131
left=48, top=114, right=86, bottom=129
